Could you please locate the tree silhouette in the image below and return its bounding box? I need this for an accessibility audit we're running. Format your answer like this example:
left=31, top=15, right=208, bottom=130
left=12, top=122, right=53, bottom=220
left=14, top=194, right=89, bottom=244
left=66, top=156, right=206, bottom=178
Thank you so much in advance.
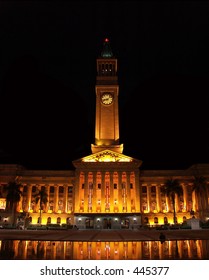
left=5, top=179, right=22, bottom=226
left=33, top=187, right=48, bottom=225
left=161, top=178, right=183, bottom=224
left=192, top=176, right=208, bottom=220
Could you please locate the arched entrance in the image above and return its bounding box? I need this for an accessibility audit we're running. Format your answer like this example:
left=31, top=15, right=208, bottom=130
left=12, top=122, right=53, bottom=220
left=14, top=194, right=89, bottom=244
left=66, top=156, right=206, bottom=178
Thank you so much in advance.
left=121, top=218, right=130, bottom=229
left=85, top=218, right=94, bottom=229
left=103, top=218, right=112, bottom=229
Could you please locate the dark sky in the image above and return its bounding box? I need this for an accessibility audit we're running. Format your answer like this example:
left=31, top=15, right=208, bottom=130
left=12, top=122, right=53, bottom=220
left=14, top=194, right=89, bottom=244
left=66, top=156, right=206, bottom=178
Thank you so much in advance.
left=0, top=1, right=209, bottom=170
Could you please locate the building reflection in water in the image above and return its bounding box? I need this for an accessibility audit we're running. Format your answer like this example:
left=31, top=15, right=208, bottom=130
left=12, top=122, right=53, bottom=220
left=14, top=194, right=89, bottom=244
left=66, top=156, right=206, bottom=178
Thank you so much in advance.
left=0, top=239, right=209, bottom=260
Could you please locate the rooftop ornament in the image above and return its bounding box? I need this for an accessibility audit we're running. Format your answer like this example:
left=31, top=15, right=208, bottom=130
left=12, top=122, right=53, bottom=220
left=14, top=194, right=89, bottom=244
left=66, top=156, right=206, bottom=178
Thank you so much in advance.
left=101, top=38, right=113, bottom=58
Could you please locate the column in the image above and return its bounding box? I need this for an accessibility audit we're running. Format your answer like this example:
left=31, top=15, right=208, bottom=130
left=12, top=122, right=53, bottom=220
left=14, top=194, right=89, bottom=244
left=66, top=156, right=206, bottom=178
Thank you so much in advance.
left=84, top=172, right=88, bottom=212
left=35, top=185, right=40, bottom=212
left=110, top=172, right=114, bottom=212
left=63, top=184, right=68, bottom=213
left=182, top=184, right=188, bottom=212
left=147, top=185, right=151, bottom=212
left=74, top=170, right=80, bottom=213
left=92, top=172, right=97, bottom=212
left=135, top=171, right=140, bottom=213
left=26, top=184, right=32, bottom=212
left=54, top=185, right=59, bottom=213
left=45, top=185, right=50, bottom=212
left=101, top=172, right=105, bottom=212
left=18, top=185, right=24, bottom=212
left=118, top=172, right=122, bottom=212
left=126, top=172, right=131, bottom=212
left=192, top=190, right=197, bottom=212
left=166, top=195, right=170, bottom=212
left=156, top=185, right=161, bottom=212
left=175, top=193, right=180, bottom=213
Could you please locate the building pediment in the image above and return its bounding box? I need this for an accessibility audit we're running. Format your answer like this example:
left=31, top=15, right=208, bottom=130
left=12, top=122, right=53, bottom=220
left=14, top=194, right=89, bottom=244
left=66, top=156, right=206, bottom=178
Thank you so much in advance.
left=72, top=149, right=142, bottom=169
left=83, top=150, right=133, bottom=163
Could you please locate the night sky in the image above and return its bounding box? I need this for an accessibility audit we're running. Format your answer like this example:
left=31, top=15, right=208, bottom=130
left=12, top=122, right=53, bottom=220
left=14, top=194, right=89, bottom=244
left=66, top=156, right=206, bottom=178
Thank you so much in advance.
left=0, top=1, right=209, bottom=171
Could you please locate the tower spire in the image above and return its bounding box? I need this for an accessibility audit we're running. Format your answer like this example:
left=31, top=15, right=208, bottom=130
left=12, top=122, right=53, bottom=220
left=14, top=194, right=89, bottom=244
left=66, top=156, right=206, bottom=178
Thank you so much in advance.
left=101, top=38, right=113, bottom=58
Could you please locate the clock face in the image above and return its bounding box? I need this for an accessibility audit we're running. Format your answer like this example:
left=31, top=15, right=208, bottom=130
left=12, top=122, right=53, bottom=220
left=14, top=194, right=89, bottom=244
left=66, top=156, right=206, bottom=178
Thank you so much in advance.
left=101, top=93, right=113, bottom=105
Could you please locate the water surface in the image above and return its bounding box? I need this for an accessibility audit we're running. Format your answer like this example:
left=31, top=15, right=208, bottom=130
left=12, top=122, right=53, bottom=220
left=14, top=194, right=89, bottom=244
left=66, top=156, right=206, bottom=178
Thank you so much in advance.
left=0, top=239, right=209, bottom=260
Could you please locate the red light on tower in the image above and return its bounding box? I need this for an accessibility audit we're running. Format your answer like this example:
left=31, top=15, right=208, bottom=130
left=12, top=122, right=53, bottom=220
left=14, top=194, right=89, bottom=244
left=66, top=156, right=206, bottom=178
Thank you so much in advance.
left=105, top=38, right=109, bottom=42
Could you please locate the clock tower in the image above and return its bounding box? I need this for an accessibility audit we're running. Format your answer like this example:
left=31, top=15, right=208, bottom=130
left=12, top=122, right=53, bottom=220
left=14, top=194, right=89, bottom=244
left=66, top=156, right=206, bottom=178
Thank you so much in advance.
left=73, top=39, right=142, bottom=229
left=91, top=38, right=123, bottom=154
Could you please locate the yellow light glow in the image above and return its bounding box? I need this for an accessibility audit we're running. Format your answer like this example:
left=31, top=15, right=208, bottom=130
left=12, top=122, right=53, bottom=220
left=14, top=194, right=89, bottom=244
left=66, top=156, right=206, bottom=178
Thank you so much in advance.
left=82, top=150, right=132, bottom=162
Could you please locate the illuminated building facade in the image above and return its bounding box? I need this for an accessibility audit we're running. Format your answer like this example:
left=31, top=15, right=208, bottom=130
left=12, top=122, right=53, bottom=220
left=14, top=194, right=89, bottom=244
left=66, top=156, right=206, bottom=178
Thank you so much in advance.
left=0, top=39, right=209, bottom=228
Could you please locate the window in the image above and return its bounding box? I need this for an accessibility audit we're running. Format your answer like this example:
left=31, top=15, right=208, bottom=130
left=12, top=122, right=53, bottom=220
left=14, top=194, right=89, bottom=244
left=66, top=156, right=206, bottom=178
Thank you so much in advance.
left=151, top=186, right=156, bottom=193
left=58, top=200, right=63, bottom=211
left=154, top=217, right=158, bottom=224
left=130, top=183, right=133, bottom=189
left=82, top=184, right=85, bottom=189
left=160, top=186, right=165, bottom=194
left=144, top=217, right=149, bottom=224
left=57, top=217, right=61, bottom=224
left=142, top=186, right=147, bottom=193
left=50, top=186, right=54, bottom=193
left=59, top=186, right=64, bottom=193
left=68, top=187, right=73, bottom=193
left=49, top=201, right=54, bottom=211
left=98, top=183, right=101, bottom=189
left=151, top=201, right=156, bottom=212
left=66, top=217, right=71, bottom=225
left=114, top=184, right=117, bottom=189
left=142, top=201, right=147, bottom=211
left=32, top=186, right=36, bottom=193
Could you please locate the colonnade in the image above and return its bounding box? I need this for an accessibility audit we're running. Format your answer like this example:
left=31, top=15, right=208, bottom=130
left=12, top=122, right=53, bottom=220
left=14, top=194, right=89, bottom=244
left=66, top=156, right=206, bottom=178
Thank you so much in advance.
left=74, top=170, right=140, bottom=214
left=141, top=183, right=195, bottom=214
left=18, top=184, right=73, bottom=214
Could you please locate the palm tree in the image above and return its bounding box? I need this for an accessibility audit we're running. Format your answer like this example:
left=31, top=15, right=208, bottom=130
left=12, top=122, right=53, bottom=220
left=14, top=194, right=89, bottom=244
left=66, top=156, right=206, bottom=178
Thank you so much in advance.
left=161, top=178, right=183, bottom=224
left=192, top=176, right=208, bottom=220
left=33, top=187, right=48, bottom=225
left=5, top=179, right=22, bottom=226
